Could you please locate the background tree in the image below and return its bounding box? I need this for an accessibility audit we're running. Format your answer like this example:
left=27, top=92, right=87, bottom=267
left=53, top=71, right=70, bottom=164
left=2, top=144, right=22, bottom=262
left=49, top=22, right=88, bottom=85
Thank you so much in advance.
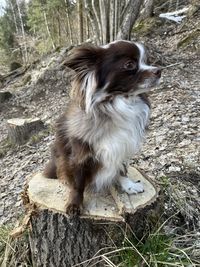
left=78, top=0, right=84, bottom=43
left=0, top=0, right=31, bottom=66
left=0, top=0, right=153, bottom=67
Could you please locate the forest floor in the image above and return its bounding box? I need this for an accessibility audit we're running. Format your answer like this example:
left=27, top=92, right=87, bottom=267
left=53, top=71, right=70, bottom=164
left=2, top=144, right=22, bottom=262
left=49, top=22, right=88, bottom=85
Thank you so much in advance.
left=0, top=8, right=200, bottom=266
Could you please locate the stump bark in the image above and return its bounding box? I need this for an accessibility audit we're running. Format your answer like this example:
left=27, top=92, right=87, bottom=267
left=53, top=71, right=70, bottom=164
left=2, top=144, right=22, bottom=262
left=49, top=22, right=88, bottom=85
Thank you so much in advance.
left=27, top=167, right=160, bottom=267
left=7, top=118, right=45, bottom=144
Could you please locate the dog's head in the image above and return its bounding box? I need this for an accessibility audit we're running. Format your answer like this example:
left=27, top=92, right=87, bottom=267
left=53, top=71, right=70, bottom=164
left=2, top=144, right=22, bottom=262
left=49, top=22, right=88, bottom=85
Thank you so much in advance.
left=64, top=40, right=161, bottom=112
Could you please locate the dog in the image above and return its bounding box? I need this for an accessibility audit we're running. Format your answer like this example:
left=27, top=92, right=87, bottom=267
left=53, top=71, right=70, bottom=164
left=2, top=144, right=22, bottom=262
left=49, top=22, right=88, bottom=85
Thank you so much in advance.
left=43, top=40, right=161, bottom=216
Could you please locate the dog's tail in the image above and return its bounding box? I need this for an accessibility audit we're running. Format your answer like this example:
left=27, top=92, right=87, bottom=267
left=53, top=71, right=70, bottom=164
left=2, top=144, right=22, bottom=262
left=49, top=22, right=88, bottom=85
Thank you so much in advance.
left=43, top=160, right=57, bottom=179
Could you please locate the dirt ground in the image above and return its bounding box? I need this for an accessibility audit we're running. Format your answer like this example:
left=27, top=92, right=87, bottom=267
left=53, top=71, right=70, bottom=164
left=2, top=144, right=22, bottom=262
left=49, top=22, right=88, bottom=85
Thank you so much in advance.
left=0, top=10, right=199, bottom=244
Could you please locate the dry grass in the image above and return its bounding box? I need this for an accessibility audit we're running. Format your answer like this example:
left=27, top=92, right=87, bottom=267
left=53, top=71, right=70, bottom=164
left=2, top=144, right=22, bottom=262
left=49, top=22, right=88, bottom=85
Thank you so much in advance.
left=0, top=225, right=32, bottom=267
left=1, top=176, right=199, bottom=267
left=82, top=231, right=199, bottom=266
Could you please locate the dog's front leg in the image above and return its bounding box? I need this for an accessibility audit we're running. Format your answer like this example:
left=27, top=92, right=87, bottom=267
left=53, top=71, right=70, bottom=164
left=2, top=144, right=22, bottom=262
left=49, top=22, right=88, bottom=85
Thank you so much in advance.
left=66, top=167, right=86, bottom=216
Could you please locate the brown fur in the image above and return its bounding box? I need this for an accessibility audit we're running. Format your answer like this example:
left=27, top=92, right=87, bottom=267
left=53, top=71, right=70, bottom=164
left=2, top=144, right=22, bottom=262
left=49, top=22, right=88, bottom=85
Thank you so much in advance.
left=44, top=41, right=161, bottom=216
left=44, top=113, right=101, bottom=216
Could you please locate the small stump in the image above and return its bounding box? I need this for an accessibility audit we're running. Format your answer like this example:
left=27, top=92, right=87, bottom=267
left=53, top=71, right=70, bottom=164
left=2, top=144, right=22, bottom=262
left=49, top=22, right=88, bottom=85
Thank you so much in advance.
left=27, top=167, right=160, bottom=267
left=0, top=91, right=12, bottom=103
left=7, top=118, right=45, bottom=145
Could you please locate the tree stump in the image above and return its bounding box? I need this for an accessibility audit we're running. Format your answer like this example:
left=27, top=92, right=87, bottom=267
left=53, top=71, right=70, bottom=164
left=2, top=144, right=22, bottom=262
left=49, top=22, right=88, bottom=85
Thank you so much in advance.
left=7, top=118, right=45, bottom=145
left=27, top=167, right=160, bottom=267
left=0, top=91, right=12, bottom=103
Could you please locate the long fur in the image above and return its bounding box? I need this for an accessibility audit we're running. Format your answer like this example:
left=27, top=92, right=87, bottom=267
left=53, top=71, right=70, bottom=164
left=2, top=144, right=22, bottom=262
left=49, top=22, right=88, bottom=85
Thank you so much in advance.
left=44, top=40, right=161, bottom=215
left=65, top=93, right=150, bottom=191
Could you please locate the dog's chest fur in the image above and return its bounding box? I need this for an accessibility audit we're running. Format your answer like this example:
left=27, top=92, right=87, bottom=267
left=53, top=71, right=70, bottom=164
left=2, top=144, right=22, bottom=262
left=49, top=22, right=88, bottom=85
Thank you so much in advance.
left=67, top=95, right=150, bottom=191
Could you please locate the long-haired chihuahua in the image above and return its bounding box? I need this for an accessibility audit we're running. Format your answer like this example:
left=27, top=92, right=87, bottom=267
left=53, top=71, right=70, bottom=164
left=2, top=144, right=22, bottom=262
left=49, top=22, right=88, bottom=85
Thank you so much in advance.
left=44, top=40, right=161, bottom=216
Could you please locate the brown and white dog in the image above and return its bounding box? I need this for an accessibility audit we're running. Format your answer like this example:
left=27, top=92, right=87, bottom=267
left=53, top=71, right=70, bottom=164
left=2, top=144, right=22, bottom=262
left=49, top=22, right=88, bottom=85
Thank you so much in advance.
left=44, top=40, right=161, bottom=216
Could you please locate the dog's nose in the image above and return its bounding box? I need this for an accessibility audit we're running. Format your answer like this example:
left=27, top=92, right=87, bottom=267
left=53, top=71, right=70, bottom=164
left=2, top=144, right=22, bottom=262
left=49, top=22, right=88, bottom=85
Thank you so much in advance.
left=152, top=68, right=161, bottom=78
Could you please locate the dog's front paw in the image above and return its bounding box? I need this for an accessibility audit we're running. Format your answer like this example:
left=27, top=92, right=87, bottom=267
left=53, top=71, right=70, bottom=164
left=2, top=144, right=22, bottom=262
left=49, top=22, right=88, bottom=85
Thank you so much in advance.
left=66, top=203, right=81, bottom=217
left=119, top=176, right=144, bottom=194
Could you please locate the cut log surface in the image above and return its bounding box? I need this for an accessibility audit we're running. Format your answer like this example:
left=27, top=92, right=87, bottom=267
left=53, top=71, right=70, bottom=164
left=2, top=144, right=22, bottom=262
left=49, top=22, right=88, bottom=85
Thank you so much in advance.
left=28, top=167, right=159, bottom=267
left=7, top=118, right=44, bottom=144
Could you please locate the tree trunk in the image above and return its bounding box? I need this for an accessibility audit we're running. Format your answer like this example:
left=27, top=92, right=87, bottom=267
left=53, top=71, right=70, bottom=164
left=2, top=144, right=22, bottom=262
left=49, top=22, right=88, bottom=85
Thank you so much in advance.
left=141, top=0, right=155, bottom=19
left=64, top=0, right=73, bottom=45
left=105, top=0, right=110, bottom=43
left=114, top=0, right=119, bottom=40
left=117, top=0, right=144, bottom=40
left=16, top=0, right=28, bottom=63
left=92, top=0, right=102, bottom=44
left=41, top=3, right=55, bottom=49
left=7, top=118, right=44, bottom=144
left=56, top=9, right=62, bottom=46
left=109, top=0, right=114, bottom=41
left=99, top=0, right=110, bottom=44
left=10, top=0, right=19, bottom=34
left=84, top=0, right=100, bottom=44
left=85, top=15, right=90, bottom=40
left=78, top=0, right=84, bottom=43
left=27, top=167, right=160, bottom=266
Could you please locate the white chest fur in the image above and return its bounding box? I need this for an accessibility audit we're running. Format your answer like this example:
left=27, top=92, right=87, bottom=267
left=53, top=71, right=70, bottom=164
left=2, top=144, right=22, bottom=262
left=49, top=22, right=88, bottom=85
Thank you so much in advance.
left=67, top=96, right=150, bottom=191
left=92, top=96, right=150, bottom=191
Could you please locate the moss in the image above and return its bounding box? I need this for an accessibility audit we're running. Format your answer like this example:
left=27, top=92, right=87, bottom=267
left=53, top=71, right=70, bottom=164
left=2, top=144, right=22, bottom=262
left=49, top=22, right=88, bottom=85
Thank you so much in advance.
left=188, top=4, right=200, bottom=17
left=0, top=138, right=14, bottom=158
left=177, top=29, right=200, bottom=49
left=29, top=127, right=51, bottom=145
left=133, top=18, right=162, bottom=36
left=22, top=74, right=32, bottom=85
left=35, top=39, right=52, bottom=55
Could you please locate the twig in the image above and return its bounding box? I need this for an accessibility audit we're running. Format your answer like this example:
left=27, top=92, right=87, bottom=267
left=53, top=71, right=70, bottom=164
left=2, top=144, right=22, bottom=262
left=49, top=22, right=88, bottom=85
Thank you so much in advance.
left=161, top=62, right=183, bottom=69
left=1, top=237, right=16, bottom=267
left=170, top=27, right=197, bottom=36
left=72, top=247, right=133, bottom=267
left=10, top=206, right=35, bottom=238
left=102, top=255, right=117, bottom=267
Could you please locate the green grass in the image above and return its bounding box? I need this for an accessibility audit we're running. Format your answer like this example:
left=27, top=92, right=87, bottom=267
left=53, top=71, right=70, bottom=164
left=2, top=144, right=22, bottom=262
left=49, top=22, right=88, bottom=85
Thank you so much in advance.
left=1, top=218, right=198, bottom=267
left=120, top=232, right=193, bottom=267
left=0, top=174, right=199, bottom=266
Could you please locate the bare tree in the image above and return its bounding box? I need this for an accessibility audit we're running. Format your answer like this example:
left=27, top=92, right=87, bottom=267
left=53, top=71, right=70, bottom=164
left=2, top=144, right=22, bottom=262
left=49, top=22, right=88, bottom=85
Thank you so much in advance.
left=16, top=0, right=28, bottom=63
left=78, top=0, right=84, bottom=43
left=83, top=0, right=144, bottom=44
left=40, top=1, right=55, bottom=49
left=10, top=0, right=19, bottom=34
left=141, top=0, right=155, bottom=19
left=117, top=0, right=144, bottom=40
left=99, top=0, right=110, bottom=43
left=64, top=0, right=73, bottom=45
left=91, top=0, right=102, bottom=43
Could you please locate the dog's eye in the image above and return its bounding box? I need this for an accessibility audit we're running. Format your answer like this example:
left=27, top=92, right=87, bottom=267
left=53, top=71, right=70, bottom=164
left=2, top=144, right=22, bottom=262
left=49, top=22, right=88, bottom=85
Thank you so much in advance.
left=124, top=61, right=137, bottom=70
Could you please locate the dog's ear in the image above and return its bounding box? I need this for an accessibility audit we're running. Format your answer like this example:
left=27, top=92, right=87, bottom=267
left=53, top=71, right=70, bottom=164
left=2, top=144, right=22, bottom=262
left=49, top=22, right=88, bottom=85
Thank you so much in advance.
left=63, top=44, right=102, bottom=72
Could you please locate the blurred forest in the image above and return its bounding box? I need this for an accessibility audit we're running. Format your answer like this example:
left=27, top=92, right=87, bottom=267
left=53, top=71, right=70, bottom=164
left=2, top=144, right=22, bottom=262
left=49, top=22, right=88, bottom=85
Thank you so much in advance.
left=1, top=0, right=197, bottom=70
left=0, top=0, right=140, bottom=67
